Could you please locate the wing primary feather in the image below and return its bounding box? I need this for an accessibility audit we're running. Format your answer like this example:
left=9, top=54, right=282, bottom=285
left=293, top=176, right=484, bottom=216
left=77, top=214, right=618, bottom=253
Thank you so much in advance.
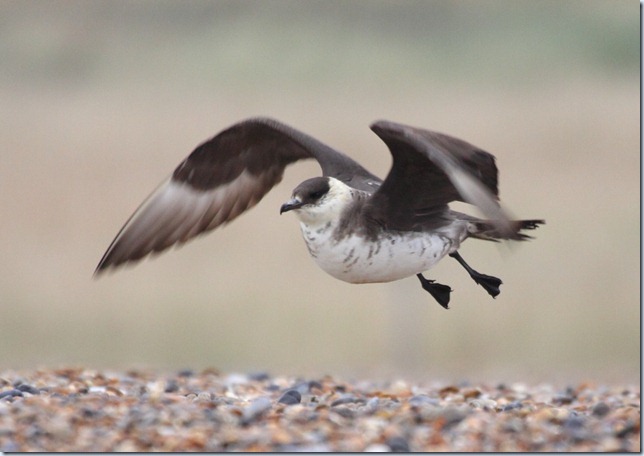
left=95, top=117, right=381, bottom=275
left=368, top=120, right=514, bottom=236
left=397, top=125, right=514, bottom=236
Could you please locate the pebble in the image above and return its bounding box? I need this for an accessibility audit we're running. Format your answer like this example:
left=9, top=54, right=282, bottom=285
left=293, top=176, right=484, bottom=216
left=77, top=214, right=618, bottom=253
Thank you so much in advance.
left=592, top=401, right=610, bottom=417
left=469, top=398, right=498, bottom=411
left=194, top=392, right=212, bottom=402
left=363, top=396, right=381, bottom=413
left=0, top=389, right=23, bottom=400
left=164, top=379, right=179, bottom=393
left=241, top=396, right=272, bottom=424
left=0, top=369, right=638, bottom=452
left=15, top=384, right=40, bottom=395
left=500, top=400, right=523, bottom=411
left=386, top=436, right=410, bottom=452
left=331, top=394, right=364, bottom=406
left=409, top=394, right=440, bottom=407
left=277, top=389, right=301, bottom=405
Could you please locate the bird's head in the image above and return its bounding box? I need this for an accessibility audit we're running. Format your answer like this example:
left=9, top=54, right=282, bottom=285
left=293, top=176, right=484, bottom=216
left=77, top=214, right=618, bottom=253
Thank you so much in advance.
left=280, top=177, right=353, bottom=225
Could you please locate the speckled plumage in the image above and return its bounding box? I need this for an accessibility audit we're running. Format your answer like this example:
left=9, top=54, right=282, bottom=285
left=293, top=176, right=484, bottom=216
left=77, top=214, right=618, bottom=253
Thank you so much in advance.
left=291, top=177, right=466, bottom=283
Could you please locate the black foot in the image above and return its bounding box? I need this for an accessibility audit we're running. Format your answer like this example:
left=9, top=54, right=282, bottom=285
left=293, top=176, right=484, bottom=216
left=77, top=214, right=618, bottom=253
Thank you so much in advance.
left=470, top=272, right=502, bottom=298
left=417, top=273, right=452, bottom=309
left=449, top=251, right=503, bottom=299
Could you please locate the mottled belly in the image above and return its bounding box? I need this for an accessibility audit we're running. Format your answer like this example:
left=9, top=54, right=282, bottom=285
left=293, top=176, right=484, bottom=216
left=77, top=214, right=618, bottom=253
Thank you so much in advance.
left=301, top=226, right=457, bottom=284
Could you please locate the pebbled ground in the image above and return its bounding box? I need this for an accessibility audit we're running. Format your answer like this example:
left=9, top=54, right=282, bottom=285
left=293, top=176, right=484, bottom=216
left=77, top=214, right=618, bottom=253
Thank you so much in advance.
left=0, top=368, right=639, bottom=452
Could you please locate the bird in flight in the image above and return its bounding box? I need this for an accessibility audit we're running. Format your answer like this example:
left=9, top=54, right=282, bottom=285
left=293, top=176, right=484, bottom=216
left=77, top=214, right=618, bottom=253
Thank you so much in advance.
left=95, top=117, right=544, bottom=308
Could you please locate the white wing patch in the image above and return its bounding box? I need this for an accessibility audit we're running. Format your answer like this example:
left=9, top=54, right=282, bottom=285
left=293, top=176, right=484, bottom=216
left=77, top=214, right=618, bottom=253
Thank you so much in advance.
left=97, top=170, right=271, bottom=271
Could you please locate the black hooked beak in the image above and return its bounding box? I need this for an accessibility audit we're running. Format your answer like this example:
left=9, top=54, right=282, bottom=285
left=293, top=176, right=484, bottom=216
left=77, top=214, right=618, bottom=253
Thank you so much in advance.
left=280, top=197, right=304, bottom=214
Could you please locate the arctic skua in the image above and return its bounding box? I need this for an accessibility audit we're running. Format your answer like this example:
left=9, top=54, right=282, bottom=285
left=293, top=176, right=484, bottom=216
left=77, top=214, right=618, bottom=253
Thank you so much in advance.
left=95, top=117, right=544, bottom=308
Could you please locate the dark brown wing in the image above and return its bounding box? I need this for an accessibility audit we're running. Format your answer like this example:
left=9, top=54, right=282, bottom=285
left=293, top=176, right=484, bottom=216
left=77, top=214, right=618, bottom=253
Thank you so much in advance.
left=95, top=117, right=380, bottom=274
left=366, top=120, right=513, bottom=234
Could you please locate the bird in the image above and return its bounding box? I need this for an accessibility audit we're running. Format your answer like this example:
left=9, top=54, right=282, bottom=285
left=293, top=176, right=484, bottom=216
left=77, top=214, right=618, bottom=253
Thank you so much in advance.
left=95, top=117, right=544, bottom=308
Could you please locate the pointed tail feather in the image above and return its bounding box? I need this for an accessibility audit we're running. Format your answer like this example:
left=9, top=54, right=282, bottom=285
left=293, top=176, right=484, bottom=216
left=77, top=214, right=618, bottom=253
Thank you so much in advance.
left=468, top=219, right=545, bottom=241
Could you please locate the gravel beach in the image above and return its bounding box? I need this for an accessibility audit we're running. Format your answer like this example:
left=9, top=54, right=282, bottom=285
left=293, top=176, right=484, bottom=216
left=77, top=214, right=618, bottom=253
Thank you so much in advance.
left=0, top=368, right=639, bottom=452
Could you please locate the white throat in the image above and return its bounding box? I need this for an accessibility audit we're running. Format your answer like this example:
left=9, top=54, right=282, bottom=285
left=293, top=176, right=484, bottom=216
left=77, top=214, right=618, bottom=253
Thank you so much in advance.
left=291, top=177, right=355, bottom=227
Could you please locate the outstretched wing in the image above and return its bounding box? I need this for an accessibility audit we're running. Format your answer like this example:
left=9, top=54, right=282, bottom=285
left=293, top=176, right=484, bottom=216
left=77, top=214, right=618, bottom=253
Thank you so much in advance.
left=367, top=120, right=513, bottom=235
left=95, top=117, right=379, bottom=274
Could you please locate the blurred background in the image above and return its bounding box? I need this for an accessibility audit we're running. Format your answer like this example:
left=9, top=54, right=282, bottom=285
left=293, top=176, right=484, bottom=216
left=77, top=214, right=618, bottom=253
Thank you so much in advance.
left=0, top=1, right=638, bottom=384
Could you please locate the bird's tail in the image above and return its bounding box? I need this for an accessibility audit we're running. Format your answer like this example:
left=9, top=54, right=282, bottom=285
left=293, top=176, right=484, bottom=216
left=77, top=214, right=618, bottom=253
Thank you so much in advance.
left=468, top=218, right=545, bottom=241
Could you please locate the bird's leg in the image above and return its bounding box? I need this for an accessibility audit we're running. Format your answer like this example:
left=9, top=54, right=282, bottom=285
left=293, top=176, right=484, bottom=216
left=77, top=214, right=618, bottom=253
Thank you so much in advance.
left=416, top=273, right=452, bottom=309
left=449, top=251, right=502, bottom=298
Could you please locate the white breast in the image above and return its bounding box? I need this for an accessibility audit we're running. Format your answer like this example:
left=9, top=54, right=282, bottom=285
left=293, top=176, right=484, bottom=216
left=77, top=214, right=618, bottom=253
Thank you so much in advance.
left=299, top=222, right=463, bottom=284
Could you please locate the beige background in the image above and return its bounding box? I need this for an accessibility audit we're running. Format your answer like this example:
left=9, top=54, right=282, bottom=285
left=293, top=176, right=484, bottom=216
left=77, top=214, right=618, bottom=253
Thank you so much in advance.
left=1, top=1, right=638, bottom=384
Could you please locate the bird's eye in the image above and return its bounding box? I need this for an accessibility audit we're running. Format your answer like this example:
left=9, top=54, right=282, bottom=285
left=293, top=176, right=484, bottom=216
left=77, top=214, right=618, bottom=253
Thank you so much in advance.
left=309, top=190, right=325, bottom=199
